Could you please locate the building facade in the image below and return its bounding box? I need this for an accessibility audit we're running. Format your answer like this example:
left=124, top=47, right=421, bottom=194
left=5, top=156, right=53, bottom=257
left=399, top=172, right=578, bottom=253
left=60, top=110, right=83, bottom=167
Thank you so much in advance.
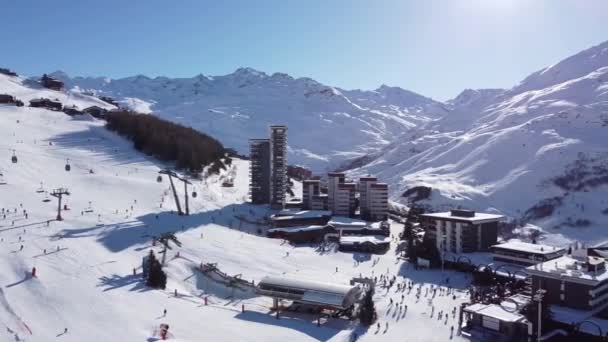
left=270, top=125, right=287, bottom=209
left=527, top=251, right=608, bottom=312
left=420, top=209, right=503, bottom=253
left=358, top=177, right=376, bottom=220
left=368, top=182, right=388, bottom=221
left=491, top=241, right=566, bottom=266
left=327, top=172, right=345, bottom=214
left=249, top=139, right=271, bottom=204
left=334, top=182, right=356, bottom=217
left=302, top=179, right=320, bottom=210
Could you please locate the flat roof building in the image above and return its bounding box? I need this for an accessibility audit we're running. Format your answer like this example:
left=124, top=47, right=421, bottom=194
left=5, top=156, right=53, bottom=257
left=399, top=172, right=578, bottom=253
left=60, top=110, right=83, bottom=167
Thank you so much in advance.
left=526, top=249, right=608, bottom=312
left=302, top=179, right=320, bottom=210
left=491, top=241, right=566, bottom=266
left=420, top=209, right=504, bottom=253
left=249, top=139, right=271, bottom=204
left=270, top=125, right=287, bottom=209
left=462, top=294, right=530, bottom=340
left=359, top=177, right=388, bottom=222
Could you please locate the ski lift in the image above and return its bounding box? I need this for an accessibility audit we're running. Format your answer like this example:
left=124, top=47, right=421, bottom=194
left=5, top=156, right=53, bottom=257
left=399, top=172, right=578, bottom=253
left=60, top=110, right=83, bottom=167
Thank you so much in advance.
left=192, top=190, right=198, bottom=198
left=0, top=171, right=6, bottom=185
left=11, top=150, right=17, bottom=164
left=65, top=159, right=71, bottom=172
left=42, top=192, right=51, bottom=203
left=36, top=182, right=45, bottom=193
left=156, top=175, right=163, bottom=183
left=84, top=201, right=94, bottom=213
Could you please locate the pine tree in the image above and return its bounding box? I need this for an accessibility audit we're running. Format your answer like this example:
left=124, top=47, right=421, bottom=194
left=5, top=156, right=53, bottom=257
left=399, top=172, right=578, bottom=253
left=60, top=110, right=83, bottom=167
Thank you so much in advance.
left=404, top=222, right=417, bottom=261
left=359, top=288, right=377, bottom=326
left=146, top=251, right=167, bottom=289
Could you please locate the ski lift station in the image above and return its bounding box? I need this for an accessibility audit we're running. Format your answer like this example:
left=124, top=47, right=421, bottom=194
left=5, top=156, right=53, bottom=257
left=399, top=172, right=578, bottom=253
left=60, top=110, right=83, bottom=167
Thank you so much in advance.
left=256, top=276, right=362, bottom=311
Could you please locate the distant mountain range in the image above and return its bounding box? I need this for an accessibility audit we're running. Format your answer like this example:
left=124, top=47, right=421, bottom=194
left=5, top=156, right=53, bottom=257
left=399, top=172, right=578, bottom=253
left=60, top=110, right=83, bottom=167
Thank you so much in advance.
left=48, top=68, right=448, bottom=171
left=350, top=40, right=608, bottom=241
left=37, top=40, right=608, bottom=241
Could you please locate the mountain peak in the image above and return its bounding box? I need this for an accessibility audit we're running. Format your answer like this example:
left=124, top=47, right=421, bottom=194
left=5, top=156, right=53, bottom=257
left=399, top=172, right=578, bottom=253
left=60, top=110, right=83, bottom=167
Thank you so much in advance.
left=231, top=67, right=267, bottom=78
left=512, top=39, right=608, bottom=94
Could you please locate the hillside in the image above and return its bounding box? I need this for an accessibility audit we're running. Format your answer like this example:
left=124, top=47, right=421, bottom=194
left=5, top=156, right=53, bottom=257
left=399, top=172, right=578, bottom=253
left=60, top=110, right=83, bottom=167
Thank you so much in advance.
left=351, top=40, right=608, bottom=244
left=48, top=69, right=447, bottom=171
left=0, top=71, right=471, bottom=341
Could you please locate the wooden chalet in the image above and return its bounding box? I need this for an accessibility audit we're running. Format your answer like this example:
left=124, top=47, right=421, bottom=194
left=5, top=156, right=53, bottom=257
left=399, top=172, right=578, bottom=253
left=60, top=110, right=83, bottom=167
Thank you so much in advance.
left=30, top=98, right=62, bottom=111
left=41, top=74, right=64, bottom=91
left=82, top=106, right=108, bottom=118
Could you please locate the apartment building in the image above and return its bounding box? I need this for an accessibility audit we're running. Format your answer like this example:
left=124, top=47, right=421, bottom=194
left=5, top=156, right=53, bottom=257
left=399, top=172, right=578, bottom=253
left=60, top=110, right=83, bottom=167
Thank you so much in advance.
left=249, top=139, right=271, bottom=204
left=420, top=209, right=504, bottom=253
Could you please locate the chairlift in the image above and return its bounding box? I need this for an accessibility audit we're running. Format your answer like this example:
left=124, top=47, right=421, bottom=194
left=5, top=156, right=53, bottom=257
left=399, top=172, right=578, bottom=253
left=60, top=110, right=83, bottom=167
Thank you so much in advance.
left=36, top=182, right=45, bottom=193
left=11, top=150, right=17, bottom=164
left=65, top=159, right=71, bottom=172
left=84, top=201, right=94, bottom=213
left=192, top=190, right=198, bottom=198
left=0, top=171, right=6, bottom=185
left=42, top=192, right=51, bottom=203
left=156, top=175, right=163, bottom=183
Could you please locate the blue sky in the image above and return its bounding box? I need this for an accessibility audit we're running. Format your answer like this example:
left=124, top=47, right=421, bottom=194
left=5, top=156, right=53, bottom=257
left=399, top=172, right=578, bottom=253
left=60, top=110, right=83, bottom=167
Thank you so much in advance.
left=2, top=0, right=607, bottom=100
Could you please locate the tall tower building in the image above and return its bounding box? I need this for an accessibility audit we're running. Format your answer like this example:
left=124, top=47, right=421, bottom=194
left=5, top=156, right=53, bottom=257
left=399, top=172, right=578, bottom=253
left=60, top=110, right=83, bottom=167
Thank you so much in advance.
left=327, top=172, right=356, bottom=217
left=249, top=139, right=271, bottom=204
left=327, top=172, right=345, bottom=213
left=270, top=125, right=287, bottom=209
left=359, top=176, right=388, bottom=221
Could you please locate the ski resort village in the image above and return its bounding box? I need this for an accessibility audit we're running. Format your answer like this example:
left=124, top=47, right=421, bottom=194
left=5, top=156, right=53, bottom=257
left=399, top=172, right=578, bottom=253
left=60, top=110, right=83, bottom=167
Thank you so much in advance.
left=2, top=3, right=608, bottom=340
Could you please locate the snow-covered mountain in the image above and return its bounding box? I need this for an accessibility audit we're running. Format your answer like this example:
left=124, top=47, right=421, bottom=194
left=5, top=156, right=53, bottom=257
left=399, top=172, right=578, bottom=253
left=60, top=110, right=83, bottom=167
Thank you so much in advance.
left=351, top=40, right=608, bottom=243
left=0, top=72, right=471, bottom=342
left=48, top=69, right=447, bottom=171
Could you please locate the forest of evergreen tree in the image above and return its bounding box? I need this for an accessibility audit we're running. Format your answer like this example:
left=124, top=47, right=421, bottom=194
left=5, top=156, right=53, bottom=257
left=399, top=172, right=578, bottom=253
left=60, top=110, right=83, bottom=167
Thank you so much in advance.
left=105, top=111, right=225, bottom=173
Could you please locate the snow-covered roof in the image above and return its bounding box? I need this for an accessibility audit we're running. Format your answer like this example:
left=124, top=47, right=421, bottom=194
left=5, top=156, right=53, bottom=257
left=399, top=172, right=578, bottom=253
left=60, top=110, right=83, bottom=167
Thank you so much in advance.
left=328, top=217, right=367, bottom=227
left=339, top=235, right=390, bottom=246
left=258, top=276, right=356, bottom=297
left=463, top=303, right=526, bottom=323
left=526, top=255, right=608, bottom=285
left=492, top=241, right=566, bottom=256
left=268, top=225, right=328, bottom=233
left=273, top=209, right=331, bottom=220
left=421, top=211, right=504, bottom=224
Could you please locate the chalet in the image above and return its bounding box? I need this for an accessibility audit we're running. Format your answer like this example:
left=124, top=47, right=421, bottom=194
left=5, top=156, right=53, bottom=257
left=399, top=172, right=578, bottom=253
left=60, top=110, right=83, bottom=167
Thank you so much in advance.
left=256, top=276, right=361, bottom=312
left=0, top=68, right=18, bottom=77
left=40, top=74, right=64, bottom=91
left=267, top=225, right=334, bottom=243
left=328, top=217, right=390, bottom=236
left=420, top=209, right=504, bottom=253
left=29, top=98, right=62, bottom=111
left=62, top=106, right=83, bottom=116
left=491, top=241, right=566, bottom=266
left=0, top=94, right=16, bottom=104
left=270, top=210, right=332, bottom=228
left=338, top=235, right=390, bottom=254
left=99, top=96, right=119, bottom=107
left=82, top=106, right=108, bottom=118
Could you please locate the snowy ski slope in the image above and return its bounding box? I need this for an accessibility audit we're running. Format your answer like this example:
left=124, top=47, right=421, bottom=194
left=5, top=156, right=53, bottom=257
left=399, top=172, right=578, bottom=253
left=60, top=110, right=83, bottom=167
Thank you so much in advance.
left=351, top=40, right=608, bottom=244
left=0, top=74, right=472, bottom=341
